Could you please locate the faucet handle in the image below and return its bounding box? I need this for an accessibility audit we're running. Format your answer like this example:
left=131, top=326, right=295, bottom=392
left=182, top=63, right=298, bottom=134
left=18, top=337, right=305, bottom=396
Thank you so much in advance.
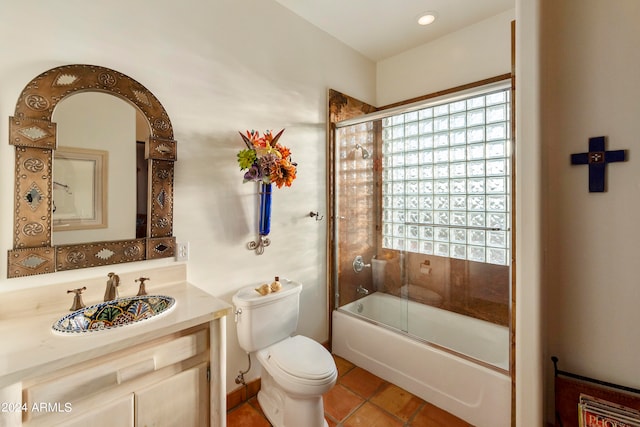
left=135, top=277, right=150, bottom=296
left=352, top=255, right=371, bottom=273
left=67, top=287, right=87, bottom=311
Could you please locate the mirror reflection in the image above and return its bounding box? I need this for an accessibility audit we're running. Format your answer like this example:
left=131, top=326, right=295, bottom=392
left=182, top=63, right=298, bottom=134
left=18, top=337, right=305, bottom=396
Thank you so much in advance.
left=51, top=92, right=150, bottom=246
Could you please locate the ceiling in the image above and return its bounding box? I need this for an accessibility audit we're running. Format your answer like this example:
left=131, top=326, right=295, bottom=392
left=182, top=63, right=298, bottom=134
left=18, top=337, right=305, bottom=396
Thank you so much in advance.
left=274, top=0, right=515, bottom=62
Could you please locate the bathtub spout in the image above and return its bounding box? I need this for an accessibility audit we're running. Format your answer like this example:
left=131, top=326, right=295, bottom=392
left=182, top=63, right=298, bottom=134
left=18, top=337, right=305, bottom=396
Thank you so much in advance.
left=356, top=285, right=369, bottom=296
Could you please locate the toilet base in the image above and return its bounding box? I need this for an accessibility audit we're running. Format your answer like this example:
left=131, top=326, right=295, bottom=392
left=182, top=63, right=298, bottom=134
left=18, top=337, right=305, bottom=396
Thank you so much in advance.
left=258, top=368, right=329, bottom=427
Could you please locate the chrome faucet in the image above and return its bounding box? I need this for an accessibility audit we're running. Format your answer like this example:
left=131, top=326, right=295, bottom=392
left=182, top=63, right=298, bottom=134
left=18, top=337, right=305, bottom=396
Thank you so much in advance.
left=104, top=272, right=120, bottom=302
left=356, top=285, right=369, bottom=296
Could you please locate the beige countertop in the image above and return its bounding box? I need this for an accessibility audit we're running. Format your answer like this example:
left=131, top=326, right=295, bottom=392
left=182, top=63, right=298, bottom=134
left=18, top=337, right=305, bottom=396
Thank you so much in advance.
left=0, top=266, right=231, bottom=389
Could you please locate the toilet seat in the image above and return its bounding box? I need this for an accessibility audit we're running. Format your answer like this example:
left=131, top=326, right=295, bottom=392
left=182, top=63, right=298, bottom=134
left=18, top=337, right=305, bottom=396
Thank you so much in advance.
left=269, top=335, right=335, bottom=380
left=260, top=335, right=337, bottom=386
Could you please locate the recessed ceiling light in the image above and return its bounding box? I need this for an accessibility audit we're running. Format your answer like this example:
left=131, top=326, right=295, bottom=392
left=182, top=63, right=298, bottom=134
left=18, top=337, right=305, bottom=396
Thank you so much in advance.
left=417, top=12, right=437, bottom=26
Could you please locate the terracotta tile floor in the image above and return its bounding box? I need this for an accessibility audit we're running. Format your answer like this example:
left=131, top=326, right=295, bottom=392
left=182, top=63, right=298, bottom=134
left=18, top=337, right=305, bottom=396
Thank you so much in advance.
left=226, top=355, right=472, bottom=427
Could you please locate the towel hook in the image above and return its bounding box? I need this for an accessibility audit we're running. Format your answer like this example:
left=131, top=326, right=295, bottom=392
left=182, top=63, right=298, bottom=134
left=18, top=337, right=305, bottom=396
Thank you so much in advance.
left=309, top=211, right=324, bottom=221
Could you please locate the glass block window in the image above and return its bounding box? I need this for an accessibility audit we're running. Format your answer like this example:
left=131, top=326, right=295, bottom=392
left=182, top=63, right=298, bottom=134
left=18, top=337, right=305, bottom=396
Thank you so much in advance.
left=381, top=86, right=511, bottom=265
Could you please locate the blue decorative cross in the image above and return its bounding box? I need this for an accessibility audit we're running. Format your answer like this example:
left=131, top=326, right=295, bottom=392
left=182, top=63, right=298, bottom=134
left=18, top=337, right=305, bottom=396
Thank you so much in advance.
left=570, top=136, right=627, bottom=192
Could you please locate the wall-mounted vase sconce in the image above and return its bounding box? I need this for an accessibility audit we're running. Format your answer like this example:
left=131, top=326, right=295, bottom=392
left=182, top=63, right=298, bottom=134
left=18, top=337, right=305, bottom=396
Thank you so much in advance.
left=237, top=128, right=297, bottom=255
left=247, top=183, right=272, bottom=255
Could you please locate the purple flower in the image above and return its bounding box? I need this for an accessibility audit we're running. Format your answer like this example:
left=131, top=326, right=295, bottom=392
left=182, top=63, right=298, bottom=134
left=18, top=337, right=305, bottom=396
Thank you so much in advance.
left=243, top=164, right=262, bottom=182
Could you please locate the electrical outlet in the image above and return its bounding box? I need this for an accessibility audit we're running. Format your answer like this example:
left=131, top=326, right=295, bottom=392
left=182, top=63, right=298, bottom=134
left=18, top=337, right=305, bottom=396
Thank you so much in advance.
left=176, top=242, right=189, bottom=261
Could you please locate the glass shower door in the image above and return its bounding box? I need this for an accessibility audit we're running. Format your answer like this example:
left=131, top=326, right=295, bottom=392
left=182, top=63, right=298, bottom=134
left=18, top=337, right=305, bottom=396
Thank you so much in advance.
left=333, top=122, right=409, bottom=334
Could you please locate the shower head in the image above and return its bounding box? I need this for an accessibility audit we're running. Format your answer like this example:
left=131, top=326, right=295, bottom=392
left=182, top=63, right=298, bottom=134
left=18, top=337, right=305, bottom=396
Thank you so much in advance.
left=355, top=144, right=371, bottom=159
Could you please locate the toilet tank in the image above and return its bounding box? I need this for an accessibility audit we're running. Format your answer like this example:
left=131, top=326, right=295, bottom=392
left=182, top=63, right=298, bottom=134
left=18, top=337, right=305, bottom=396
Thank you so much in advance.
left=233, top=279, right=302, bottom=353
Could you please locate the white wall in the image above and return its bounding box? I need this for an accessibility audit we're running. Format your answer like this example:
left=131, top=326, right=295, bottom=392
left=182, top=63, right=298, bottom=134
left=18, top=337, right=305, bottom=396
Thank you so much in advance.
left=515, top=0, right=543, bottom=425
left=0, top=0, right=375, bottom=394
left=376, top=9, right=515, bottom=107
left=542, top=0, right=640, bottom=422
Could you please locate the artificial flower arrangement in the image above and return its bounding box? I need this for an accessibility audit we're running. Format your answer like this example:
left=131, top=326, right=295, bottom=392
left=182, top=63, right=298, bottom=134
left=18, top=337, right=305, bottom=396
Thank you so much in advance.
left=237, top=129, right=297, bottom=188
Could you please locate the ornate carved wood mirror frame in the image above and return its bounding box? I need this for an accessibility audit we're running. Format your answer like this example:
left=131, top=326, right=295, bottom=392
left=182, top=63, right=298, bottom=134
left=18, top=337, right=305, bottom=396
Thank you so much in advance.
left=7, top=64, right=177, bottom=278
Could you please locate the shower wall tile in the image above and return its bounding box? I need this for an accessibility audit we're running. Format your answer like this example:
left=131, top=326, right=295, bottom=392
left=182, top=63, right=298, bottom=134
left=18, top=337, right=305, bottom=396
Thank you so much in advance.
left=378, top=251, right=509, bottom=326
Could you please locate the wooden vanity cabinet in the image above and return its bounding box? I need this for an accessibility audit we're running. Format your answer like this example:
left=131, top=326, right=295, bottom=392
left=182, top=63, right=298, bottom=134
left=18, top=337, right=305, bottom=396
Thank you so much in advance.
left=53, top=395, right=135, bottom=427
left=21, top=323, right=214, bottom=427
left=136, top=363, right=209, bottom=426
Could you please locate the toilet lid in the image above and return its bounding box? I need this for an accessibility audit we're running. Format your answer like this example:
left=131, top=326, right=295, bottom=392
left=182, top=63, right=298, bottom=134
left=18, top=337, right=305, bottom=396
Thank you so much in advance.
left=268, top=336, right=336, bottom=381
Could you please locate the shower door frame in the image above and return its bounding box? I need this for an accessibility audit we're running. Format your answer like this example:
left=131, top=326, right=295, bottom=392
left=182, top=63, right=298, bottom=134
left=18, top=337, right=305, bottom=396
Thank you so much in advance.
left=326, top=89, right=378, bottom=339
left=327, top=72, right=514, bottom=346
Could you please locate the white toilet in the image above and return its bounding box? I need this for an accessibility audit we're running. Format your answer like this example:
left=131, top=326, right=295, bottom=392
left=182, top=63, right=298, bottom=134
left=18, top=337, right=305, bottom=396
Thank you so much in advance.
left=233, top=279, right=337, bottom=427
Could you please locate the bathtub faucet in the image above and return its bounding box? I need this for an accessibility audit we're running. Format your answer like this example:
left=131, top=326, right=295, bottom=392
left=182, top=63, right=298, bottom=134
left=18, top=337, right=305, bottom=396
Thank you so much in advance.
left=352, top=255, right=371, bottom=273
left=356, top=285, right=369, bottom=296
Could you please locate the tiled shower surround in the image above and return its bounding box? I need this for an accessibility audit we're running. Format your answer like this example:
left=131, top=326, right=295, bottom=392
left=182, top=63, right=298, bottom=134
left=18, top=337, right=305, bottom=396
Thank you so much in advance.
left=335, top=100, right=510, bottom=327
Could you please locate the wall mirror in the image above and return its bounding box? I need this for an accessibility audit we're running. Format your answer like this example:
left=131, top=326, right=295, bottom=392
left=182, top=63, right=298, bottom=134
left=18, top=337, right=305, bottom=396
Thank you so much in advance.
left=7, top=64, right=177, bottom=278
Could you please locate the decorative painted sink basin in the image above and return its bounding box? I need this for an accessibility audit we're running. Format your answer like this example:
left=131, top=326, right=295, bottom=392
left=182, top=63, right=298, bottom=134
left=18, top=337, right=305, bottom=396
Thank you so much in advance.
left=52, top=295, right=175, bottom=334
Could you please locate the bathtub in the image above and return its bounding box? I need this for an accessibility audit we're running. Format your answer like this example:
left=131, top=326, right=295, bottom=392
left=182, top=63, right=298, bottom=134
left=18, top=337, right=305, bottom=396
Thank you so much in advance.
left=332, top=292, right=511, bottom=427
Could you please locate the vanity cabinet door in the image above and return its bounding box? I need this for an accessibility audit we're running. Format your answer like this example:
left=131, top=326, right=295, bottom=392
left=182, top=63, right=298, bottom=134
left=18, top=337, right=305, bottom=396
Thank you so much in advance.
left=54, top=394, right=134, bottom=427
left=22, top=324, right=212, bottom=426
left=135, top=363, right=209, bottom=427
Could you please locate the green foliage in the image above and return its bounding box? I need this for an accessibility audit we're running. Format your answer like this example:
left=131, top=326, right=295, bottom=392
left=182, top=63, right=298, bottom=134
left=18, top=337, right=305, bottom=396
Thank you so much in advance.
left=237, top=149, right=256, bottom=170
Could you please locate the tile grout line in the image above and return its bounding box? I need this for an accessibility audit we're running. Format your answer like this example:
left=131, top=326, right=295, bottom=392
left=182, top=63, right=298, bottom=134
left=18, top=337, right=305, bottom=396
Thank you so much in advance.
left=335, top=369, right=386, bottom=423
left=336, top=375, right=422, bottom=427
left=404, top=401, right=427, bottom=427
